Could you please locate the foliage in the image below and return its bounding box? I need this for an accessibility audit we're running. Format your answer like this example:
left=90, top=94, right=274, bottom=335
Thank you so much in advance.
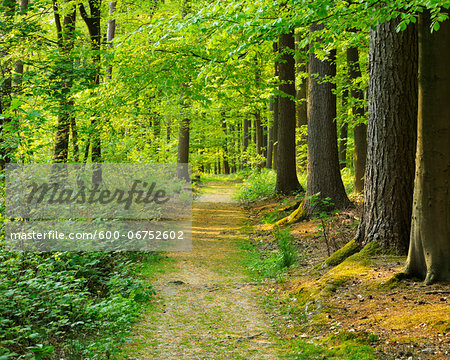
left=0, top=246, right=156, bottom=359
left=274, top=227, right=298, bottom=268
left=243, top=227, right=299, bottom=280
left=307, top=193, right=340, bottom=256
left=235, top=169, right=277, bottom=201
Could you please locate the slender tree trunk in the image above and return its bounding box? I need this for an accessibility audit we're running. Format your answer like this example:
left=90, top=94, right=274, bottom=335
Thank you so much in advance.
left=276, top=30, right=301, bottom=194
left=105, top=1, right=116, bottom=78
left=266, top=104, right=273, bottom=168
left=221, top=115, right=230, bottom=174
left=405, top=11, right=450, bottom=284
left=0, top=0, right=16, bottom=169
left=306, top=23, right=349, bottom=211
left=13, top=0, right=29, bottom=89
left=243, top=117, right=249, bottom=152
left=353, top=123, right=367, bottom=193
left=339, top=88, right=348, bottom=170
left=346, top=45, right=367, bottom=193
left=79, top=0, right=102, bottom=169
left=53, top=0, right=76, bottom=163
left=339, top=122, right=348, bottom=170
left=356, top=18, right=418, bottom=254
left=272, top=96, right=279, bottom=171
left=177, top=90, right=190, bottom=181
left=255, top=110, right=262, bottom=157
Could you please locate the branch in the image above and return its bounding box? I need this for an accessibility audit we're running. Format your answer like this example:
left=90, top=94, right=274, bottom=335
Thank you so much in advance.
left=153, top=48, right=224, bottom=64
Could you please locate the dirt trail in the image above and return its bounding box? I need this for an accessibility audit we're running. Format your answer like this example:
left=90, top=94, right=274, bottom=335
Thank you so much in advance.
left=120, top=182, right=280, bottom=359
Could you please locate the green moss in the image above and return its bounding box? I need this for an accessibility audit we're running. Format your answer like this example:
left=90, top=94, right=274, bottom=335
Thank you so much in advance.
left=325, top=239, right=359, bottom=267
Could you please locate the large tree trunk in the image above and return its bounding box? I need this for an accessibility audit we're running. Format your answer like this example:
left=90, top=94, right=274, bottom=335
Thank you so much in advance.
left=295, top=35, right=308, bottom=171
left=405, top=11, right=450, bottom=284
left=306, top=23, right=349, bottom=211
left=275, top=30, right=301, bottom=194
left=356, top=18, right=417, bottom=254
left=346, top=45, right=367, bottom=193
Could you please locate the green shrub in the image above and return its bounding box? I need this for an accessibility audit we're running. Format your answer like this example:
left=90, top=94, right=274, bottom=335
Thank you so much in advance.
left=0, top=249, right=156, bottom=359
left=235, top=169, right=277, bottom=202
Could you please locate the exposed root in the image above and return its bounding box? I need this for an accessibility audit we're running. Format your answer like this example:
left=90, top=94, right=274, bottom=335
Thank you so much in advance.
left=324, top=239, right=359, bottom=267
left=275, top=201, right=306, bottom=226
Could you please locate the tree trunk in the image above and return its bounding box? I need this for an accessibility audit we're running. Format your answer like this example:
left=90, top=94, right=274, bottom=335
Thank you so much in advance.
left=295, top=35, right=308, bottom=171
left=105, top=1, right=116, bottom=78
left=306, top=23, right=349, bottom=211
left=272, top=96, right=279, bottom=171
left=405, top=11, right=450, bottom=284
left=346, top=45, right=367, bottom=193
left=272, top=42, right=279, bottom=171
left=266, top=106, right=273, bottom=169
left=356, top=18, right=418, bottom=254
left=53, top=0, right=76, bottom=163
left=353, top=123, right=367, bottom=193
left=339, top=102, right=348, bottom=170
left=255, top=110, right=262, bottom=157
left=276, top=30, right=301, bottom=194
left=176, top=0, right=190, bottom=181
left=0, top=0, right=16, bottom=169
left=80, top=0, right=102, bottom=168
left=221, top=116, right=230, bottom=174
left=243, top=117, right=249, bottom=152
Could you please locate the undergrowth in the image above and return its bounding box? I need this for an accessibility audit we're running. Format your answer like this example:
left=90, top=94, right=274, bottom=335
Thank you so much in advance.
left=241, top=227, right=300, bottom=280
left=0, top=245, right=160, bottom=359
left=235, top=169, right=277, bottom=202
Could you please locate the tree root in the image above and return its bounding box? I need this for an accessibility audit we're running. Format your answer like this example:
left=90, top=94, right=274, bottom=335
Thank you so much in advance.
left=275, top=201, right=306, bottom=226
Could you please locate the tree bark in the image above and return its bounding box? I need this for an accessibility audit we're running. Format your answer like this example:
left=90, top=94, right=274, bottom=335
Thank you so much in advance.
left=346, top=45, right=367, bottom=193
left=53, top=0, right=77, bottom=163
left=306, top=23, right=349, bottom=211
left=339, top=124, right=348, bottom=169
left=176, top=0, right=190, bottom=181
left=266, top=104, right=273, bottom=168
left=276, top=30, right=301, bottom=194
left=80, top=0, right=102, bottom=167
left=221, top=115, right=230, bottom=174
left=105, top=1, right=116, bottom=78
left=272, top=42, right=279, bottom=171
left=243, top=117, right=249, bottom=152
left=405, top=11, right=450, bottom=284
left=0, top=0, right=16, bottom=169
left=356, top=18, right=418, bottom=254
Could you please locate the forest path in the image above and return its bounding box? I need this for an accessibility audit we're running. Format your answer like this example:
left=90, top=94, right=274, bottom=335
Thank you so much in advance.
left=119, top=182, right=280, bottom=359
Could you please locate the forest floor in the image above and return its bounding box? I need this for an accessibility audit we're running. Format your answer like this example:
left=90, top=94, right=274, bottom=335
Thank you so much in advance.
left=118, top=181, right=449, bottom=360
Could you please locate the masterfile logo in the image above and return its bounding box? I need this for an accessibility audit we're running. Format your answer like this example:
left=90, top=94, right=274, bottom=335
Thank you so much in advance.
left=5, top=163, right=192, bottom=251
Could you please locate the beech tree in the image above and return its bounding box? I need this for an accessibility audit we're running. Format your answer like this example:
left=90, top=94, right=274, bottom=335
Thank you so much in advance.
left=346, top=44, right=367, bottom=194
left=306, top=23, right=349, bottom=211
left=52, top=0, right=77, bottom=163
left=404, top=11, right=450, bottom=284
left=275, top=30, right=301, bottom=194
left=356, top=18, right=418, bottom=254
